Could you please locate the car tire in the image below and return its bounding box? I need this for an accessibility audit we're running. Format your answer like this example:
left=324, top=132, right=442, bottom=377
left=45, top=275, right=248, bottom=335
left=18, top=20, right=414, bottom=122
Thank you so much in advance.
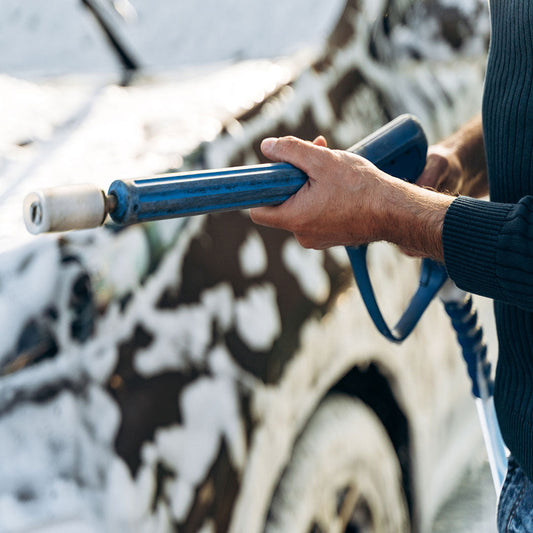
left=264, top=393, right=410, bottom=533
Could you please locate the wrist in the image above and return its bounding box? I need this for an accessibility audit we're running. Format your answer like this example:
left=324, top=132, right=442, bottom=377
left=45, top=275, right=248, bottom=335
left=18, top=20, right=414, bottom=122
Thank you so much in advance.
left=377, top=177, right=454, bottom=261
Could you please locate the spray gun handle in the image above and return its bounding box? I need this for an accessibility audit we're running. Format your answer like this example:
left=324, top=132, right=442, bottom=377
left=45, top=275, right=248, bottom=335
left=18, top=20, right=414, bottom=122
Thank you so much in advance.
left=108, top=114, right=427, bottom=225
left=346, top=113, right=427, bottom=182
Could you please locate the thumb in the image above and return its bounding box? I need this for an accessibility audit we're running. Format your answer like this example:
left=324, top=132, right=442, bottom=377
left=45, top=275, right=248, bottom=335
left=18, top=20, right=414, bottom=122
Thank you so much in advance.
left=260, top=136, right=326, bottom=176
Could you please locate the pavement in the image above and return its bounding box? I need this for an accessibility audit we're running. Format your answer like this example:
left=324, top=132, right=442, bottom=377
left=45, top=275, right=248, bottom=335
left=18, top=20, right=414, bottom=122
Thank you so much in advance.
left=431, top=456, right=498, bottom=533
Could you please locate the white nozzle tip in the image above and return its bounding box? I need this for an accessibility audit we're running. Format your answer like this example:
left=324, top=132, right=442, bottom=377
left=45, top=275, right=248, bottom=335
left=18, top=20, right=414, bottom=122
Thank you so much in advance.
left=23, top=184, right=107, bottom=234
left=23, top=191, right=47, bottom=234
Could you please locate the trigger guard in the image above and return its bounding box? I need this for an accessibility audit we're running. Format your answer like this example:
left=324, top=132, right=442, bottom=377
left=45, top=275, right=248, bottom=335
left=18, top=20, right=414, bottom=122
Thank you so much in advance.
left=345, top=245, right=448, bottom=343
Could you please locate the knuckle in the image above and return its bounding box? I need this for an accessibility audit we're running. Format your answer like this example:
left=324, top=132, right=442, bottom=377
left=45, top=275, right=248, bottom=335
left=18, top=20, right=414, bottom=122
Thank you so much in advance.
left=278, top=136, right=302, bottom=153
left=330, top=149, right=356, bottom=170
left=283, top=135, right=301, bottom=144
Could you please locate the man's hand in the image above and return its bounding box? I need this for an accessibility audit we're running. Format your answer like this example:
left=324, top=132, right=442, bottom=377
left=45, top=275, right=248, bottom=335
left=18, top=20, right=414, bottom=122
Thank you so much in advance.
left=417, top=115, right=488, bottom=197
left=250, top=136, right=387, bottom=249
left=417, top=145, right=464, bottom=194
left=250, top=135, right=454, bottom=261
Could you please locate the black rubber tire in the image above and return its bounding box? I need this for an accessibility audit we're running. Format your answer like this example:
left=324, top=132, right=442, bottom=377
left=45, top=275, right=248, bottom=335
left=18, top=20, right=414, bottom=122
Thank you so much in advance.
left=264, top=394, right=410, bottom=533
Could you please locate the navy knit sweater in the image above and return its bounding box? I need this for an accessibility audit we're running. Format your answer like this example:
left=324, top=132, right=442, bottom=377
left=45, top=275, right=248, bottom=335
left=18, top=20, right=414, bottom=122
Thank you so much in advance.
left=442, top=0, right=533, bottom=481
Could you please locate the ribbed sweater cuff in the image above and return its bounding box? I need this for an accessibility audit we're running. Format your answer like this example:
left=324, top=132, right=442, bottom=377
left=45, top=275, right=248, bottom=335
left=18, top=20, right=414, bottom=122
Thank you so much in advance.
left=442, top=196, right=514, bottom=299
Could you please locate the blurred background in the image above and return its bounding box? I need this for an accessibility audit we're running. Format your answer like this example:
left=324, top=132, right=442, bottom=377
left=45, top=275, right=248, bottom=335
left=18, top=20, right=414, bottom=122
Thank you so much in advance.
left=0, top=0, right=345, bottom=75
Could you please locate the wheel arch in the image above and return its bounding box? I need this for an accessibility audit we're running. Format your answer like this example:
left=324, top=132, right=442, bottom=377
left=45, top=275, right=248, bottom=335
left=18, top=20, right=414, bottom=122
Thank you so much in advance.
left=328, top=360, right=414, bottom=524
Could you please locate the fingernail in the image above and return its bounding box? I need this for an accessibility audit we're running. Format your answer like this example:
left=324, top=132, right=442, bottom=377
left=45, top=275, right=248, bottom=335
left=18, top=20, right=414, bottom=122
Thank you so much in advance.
left=261, top=137, right=277, bottom=156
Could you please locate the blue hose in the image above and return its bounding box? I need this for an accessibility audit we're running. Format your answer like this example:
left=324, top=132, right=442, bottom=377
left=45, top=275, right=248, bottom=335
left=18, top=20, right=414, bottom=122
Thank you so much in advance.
left=439, top=283, right=507, bottom=492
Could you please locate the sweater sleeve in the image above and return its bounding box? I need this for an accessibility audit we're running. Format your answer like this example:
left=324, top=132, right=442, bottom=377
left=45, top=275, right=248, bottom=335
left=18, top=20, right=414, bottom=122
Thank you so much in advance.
left=442, top=195, right=533, bottom=311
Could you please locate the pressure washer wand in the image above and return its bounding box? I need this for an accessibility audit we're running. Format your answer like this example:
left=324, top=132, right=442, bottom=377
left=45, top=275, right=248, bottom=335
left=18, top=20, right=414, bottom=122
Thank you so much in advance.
left=23, top=114, right=427, bottom=234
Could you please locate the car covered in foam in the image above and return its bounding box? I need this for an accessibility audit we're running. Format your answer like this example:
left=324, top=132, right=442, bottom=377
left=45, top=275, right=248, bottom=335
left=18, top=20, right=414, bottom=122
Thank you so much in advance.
left=0, top=1, right=493, bottom=531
